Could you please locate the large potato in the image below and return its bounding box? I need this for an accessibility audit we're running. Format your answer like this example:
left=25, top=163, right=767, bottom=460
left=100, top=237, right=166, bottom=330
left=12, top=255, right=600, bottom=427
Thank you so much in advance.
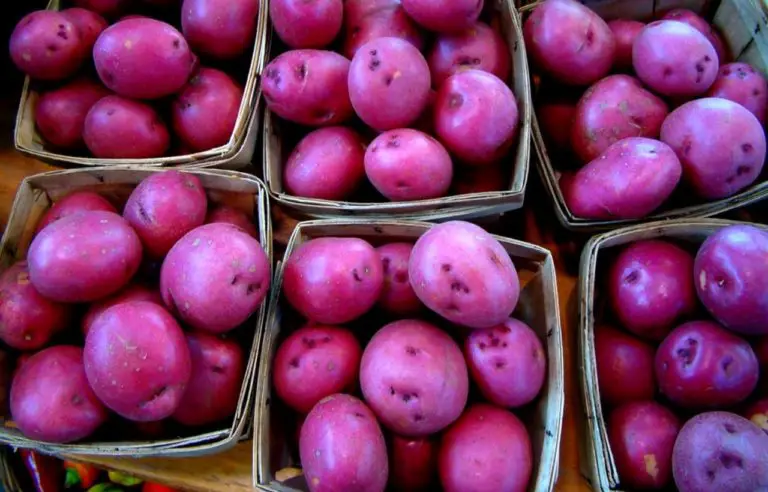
left=35, top=190, right=116, bottom=235
left=182, top=0, right=259, bottom=59
left=707, top=62, right=768, bottom=124
left=608, top=19, right=645, bottom=72
left=270, top=0, right=342, bottom=49
left=376, top=242, right=422, bottom=316
left=662, top=8, right=729, bottom=63
left=342, top=2, right=424, bottom=59
left=428, top=22, right=509, bottom=86
left=9, top=11, right=86, bottom=81
left=389, top=435, right=439, bottom=491
left=401, top=0, right=483, bottom=33
left=594, top=326, right=656, bottom=407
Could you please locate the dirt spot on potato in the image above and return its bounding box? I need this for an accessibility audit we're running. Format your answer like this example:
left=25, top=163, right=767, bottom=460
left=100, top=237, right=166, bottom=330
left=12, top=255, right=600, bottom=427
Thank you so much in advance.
left=663, top=67, right=673, bottom=77
left=742, top=143, right=754, bottom=154
left=246, top=282, right=261, bottom=295
left=405, top=346, right=420, bottom=356
left=681, top=137, right=693, bottom=156
left=724, top=423, right=737, bottom=434
left=382, top=257, right=391, bottom=273
left=676, top=338, right=698, bottom=366
left=71, top=394, right=83, bottom=406
left=623, top=270, right=639, bottom=284
left=450, top=280, right=470, bottom=294
left=137, top=202, right=152, bottom=223
left=172, top=38, right=181, bottom=49
left=140, top=385, right=169, bottom=408
left=456, top=56, right=481, bottom=67
left=488, top=251, right=503, bottom=267
left=721, top=355, right=734, bottom=375
left=369, top=57, right=381, bottom=71
left=47, top=44, right=59, bottom=53
left=211, top=365, right=226, bottom=374
left=266, top=68, right=280, bottom=85
left=753, top=88, right=761, bottom=96
left=737, top=67, right=748, bottom=79
left=387, top=134, right=400, bottom=148
left=441, top=263, right=452, bottom=273
left=448, top=93, right=464, bottom=109
left=295, top=63, right=307, bottom=80
left=353, top=411, right=365, bottom=418
left=719, top=452, right=744, bottom=469
left=395, top=181, right=409, bottom=189
left=352, top=268, right=363, bottom=282
left=413, top=413, right=424, bottom=422
left=494, top=359, right=506, bottom=369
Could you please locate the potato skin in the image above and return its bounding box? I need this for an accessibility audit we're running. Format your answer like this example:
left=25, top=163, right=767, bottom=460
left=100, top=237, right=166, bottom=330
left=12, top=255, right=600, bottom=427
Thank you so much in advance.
left=662, top=8, right=729, bottom=63
left=376, top=243, right=422, bottom=316
left=608, top=19, right=645, bottom=72
left=205, top=205, right=258, bottom=237
left=182, top=0, right=259, bottom=59
left=10, top=11, right=86, bottom=81
left=35, top=191, right=116, bottom=235
left=401, top=0, right=483, bottom=34
left=82, top=282, right=163, bottom=336
left=389, top=435, right=439, bottom=491
left=707, top=62, right=768, bottom=124
left=270, top=0, right=343, bottom=49
left=594, top=326, right=656, bottom=407
left=428, top=22, right=509, bottom=86
left=61, top=8, right=108, bottom=52
left=342, top=2, right=424, bottom=59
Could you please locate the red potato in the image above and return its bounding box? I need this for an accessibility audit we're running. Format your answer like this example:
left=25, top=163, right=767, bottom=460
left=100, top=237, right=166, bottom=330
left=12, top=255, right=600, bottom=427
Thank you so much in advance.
left=11, top=346, right=108, bottom=443
left=83, top=96, right=170, bottom=158
left=344, top=0, right=400, bottom=24
left=438, top=404, right=532, bottom=492
left=594, top=326, right=656, bottom=407
left=9, top=11, right=86, bottom=81
left=608, top=240, right=697, bottom=341
left=273, top=325, right=362, bottom=413
left=389, top=435, right=438, bottom=491
left=160, top=223, right=271, bottom=333
left=409, top=221, right=519, bottom=329
left=434, top=69, right=518, bottom=165
left=608, top=19, right=645, bottom=72
left=94, top=18, right=197, bottom=100
left=662, top=9, right=729, bottom=63
left=283, top=126, right=366, bottom=200
left=562, top=137, right=682, bottom=220
left=537, top=99, right=577, bottom=155
left=746, top=399, right=768, bottom=434
left=655, top=320, right=759, bottom=409
left=660, top=97, right=766, bottom=199
left=608, top=401, right=680, bottom=490
left=571, top=75, right=669, bottom=164
left=401, top=0, right=483, bottom=33
left=205, top=205, right=258, bottom=237
left=694, top=224, right=768, bottom=335
left=348, top=37, right=431, bottom=131
left=61, top=8, right=107, bottom=53
left=182, top=0, right=260, bottom=59
left=707, top=62, right=768, bottom=123
left=172, top=332, right=245, bottom=426
left=343, top=3, right=424, bottom=59
left=360, top=319, right=469, bottom=436
left=81, top=283, right=163, bottom=336
left=270, top=0, right=343, bottom=49
left=632, top=21, right=718, bottom=98
left=524, top=0, right=615, bottom=86
left=35, top=190, right=116, bottom=235
left=300, top=394, right=388, bottom=492
left=451, top=164, right=506, bottom=194
left=73, top=0, right=131, bottom=17
left=377, top=243, right=422, bottom=316
left=262, top=50, right=354, bottom=126
left=282, top=237, right=383, bottom=325
left=428, top=22, right=509, bottom=86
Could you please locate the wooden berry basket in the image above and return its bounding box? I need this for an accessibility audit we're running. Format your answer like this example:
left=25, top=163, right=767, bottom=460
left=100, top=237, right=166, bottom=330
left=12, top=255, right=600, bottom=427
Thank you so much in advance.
left=577, top=217, right=768, bottom=491
left=13, top=0, right=270, bottom=169
left=0, top=167, right=273, bottom=457
left=253, top=219, right=565, bottom=491
left=263, top=0, right=532, bottom=220
left=518, top=0, right=768, bottom=232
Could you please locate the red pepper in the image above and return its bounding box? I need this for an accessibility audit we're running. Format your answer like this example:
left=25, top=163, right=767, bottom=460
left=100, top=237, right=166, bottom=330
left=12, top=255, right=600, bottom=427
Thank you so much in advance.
left=142, top=482, right=179, bottom=492
left=19, top=449, right=62, bottom=492
left=64, top=460, right=100, bottom=488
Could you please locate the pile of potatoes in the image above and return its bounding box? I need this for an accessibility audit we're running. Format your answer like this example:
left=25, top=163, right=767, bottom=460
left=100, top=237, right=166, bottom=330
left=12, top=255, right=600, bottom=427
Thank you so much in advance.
left=594, top=224, right=768, bottom=491
left=270, top=221, right=549, bottom=492
left=263, top=0, right=520, bottom=203
left=9, top=0, right=260, bottom=159
left=0, top=171, right=271, bottom=444
left=526, top=0, right=767, bottom=220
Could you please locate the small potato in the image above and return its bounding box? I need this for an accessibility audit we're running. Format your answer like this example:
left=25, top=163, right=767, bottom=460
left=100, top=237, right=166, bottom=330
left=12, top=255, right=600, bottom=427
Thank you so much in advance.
left=660, top=97, right=766, bottom=199
left=434, top=69, right=518, bottom=165
left=655, top=320, right=758, bottom=409
left=428, top=22, right=509, bottom=86
left=283, top=237, right=383, bottom=324
left=438, top=404, right=532, bottom=492
left=632, top=21, right=719, bottom=98
left=608, top=240, right=697, bottom=341
left=562, top=137, right=682, bottom=220
left=672, top=412, right=768, bottom=492
left=595, top=326, right=656, bottom=407
left=401, top=0, right=483, bottom=33
left=745, top=398, right=768, bottom=434
left=451, top=164, right=506, bottom=195
left=273, top=325, right=362, bottom=413
left=707, top=62, right=768, bottom=123
left=35, top=190, right=116, bottom=235
left=28, top=211, right=142, bottom=303
left=343, top=3, right=424, bottom=59
left=389, top=435, right=439, bottom=491
left=608, top=401, right=680, bottom=490
left=205, top=205, right=258, bottom=237
left=571, top=75, right=669, bottom=163
left=81, top=283, right=164, bottom=336
left=608, top=19, right=645, bottom=72
left=662, top=8, right=729, bottom=63
left=160, top=223, right=271, bottom=333
left=73, top=0, right=130, bottom=17
left=360, top=319, right=469, bottom=436
left=182, top=0, right=259, bottom=59
left=348, top=37, right=431, bottom=131
left=270, top=0, right=343, bottom=49
left=11, top=346, right=108, bottom=443
left=283, top=126, right=366, bottom=200
left=61, top=8, right=107, bottom=53
left=262, top=50, right=354, bottom=126
left=344, top=0, right=399, bottom=24
left=377, top=243, right=422, bottom=316
left=83, top=95, right=170, bottom=158
left=300, top=394, right=388, bottom=492
left=10, top=11, right=86, bottom=81
left=409, top=221, right=519, bottom=329
left=524, top=0, right=615, bottom=86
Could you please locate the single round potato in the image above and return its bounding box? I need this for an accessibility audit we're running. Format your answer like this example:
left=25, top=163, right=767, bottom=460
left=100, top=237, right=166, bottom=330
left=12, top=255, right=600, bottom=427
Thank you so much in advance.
left=438, top=404, right=532, bottom=492
left=401, top=0, right=482, bottom=33
left=389, top=435, right=439, bottom=491
left=376, top=242, right=422, bottom=316
left=537, top=99, right=577, bottom=154
left=83, top=95, right=170, bottom=158
left=608, top=19, right=645, bottom=72
left=11, top=346, right=108, bottom=443
left=707, top=62, right=768, bottom=123
left=465, top=318, right=546, bottom=408
left=270, top=0, right=342, bottom=49
left=360, top=319, right=468, bottom=436
left=342, top=2, right=424, bottom=59
left=262, top=49, right=354, bottom=126
left=35, top=190, right=116, bottom=235
left=283, top=126, right=366, bottom=200
left=609, top=240, right=697, bottom=341
left=123, top=170, right=208, bottom=259
left=745, top=398, right=768, bottom=434
left=0, top=261, right=72, bottom=350
left=409, top=221, right=519, bottom=329
left=28, top=211, right=142, bottom=303
left=608, top=401, right=680, bottom=490
left=10, top=11, right=86, bottom=81
left=73, top=0, right=130, bottom=17
left=524, top=0, right=615, bottom=86
left=182, top=0, right=259, bottom=59
left=595, top=325, right=656, bottom=407
left=571, top=75, right=669, bottom=163
left=451, top=164, right=506, bottom=195
left=660, top=98, right=766, bottom=199
left=632, top=20, right=719, bottom=98
left=81, top=282, right=164, bottom=336
left=300, top=394, right=388, bottom=492
left=205, top=205, right=258, bottom=237
left=283, top=237, right=383, bottom=324
left=273, top=324, right=362, bottom=413
left=348, top=37, right=431, bottom=131
left=694, top=224, right=768, bottom=335
left=655, top=320, right=759, bottom=409
left=662, top=8, right=729, bottom=63
left=172, top=68, right=243, bottom=152
left=172, top=332, right=245, bottom=426
left=364, top=129, right=452, bottom=201
left=428, top=22, right=509, bottom=86
left=160, top=223, right=271, bottom=333
left=94, top=18, right=197, bottom=99
left=434, top=69, right=518, bottom=165
left=61, top=8, right=108, bottom=52
left=672, top=412, right=768, bottom=492
left=344, top=0, right=401, bottom=24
